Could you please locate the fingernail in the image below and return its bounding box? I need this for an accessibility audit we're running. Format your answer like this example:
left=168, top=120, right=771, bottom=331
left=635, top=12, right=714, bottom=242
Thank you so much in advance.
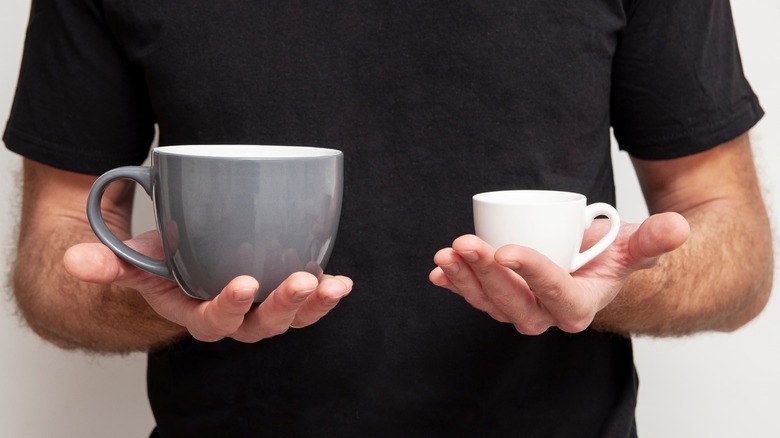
left=441, top=262, right=460, bottom=275
left=323, top=296, right=341, bottom=305
left=291, top=288, right=314, bottom=302
left=458, top=251, right=479, bottom=263
left=234, top=288, right=256, bottom=302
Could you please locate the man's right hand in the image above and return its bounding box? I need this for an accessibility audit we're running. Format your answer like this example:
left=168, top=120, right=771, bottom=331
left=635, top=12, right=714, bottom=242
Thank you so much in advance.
left=12, top=159, right=350, bottom=352
left=64, top=230, right=353, bottom=343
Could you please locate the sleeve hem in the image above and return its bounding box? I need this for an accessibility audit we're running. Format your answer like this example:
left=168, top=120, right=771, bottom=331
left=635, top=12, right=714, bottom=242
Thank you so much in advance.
left=3, top=127, right=151, bottom=175
left=616, top=95, right=765, bottom=161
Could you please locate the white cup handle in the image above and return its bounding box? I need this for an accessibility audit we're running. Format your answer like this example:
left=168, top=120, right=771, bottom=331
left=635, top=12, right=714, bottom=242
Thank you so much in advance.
left=570, top=203, right=621, bottom=272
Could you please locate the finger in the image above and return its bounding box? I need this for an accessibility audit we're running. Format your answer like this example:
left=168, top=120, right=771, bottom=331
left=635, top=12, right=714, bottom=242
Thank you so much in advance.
left=430, top=248, right=461, bottom=290
left=63, top=230, right=164, bottom=285
left=628, top=212, right=690, bottom=266
left=64, top=242, right=125, bottom=284
left=428, top=266, right=454, bottom=288
left=242, top=272, right=320, bottom=340
left=432, top=245, right=505, bottom=319
left=288, top=275, right=353, bottom=328
left=185, top=275, right=259, bottom=342
left=495, top=245, right=590, bottom=333
left=450, top=235, right=535, bottom=321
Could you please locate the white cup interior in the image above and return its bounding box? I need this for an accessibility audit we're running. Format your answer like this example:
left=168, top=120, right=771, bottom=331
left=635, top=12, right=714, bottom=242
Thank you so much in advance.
left=473, top=190, right=584, bottom=205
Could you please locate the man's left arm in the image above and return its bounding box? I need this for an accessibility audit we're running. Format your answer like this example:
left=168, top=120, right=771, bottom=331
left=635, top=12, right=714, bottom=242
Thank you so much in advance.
left=594, top=133, right=773, bottom=335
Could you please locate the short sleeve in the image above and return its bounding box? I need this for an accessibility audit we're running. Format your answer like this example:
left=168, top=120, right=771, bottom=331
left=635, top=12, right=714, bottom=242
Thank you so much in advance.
left=3, top=0, right=155, bottom=175
left=611, top=0, right=763, bottom=160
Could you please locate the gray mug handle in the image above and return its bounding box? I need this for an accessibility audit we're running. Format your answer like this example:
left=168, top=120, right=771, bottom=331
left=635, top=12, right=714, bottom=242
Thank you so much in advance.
left=86, top=166, right=173, bottom=279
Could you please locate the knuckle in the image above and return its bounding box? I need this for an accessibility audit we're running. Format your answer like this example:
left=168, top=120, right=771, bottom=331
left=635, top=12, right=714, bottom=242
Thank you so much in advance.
left=513, top=318, right=547, bottom=336
left=203, top=314, right=242, bottom=338
left=204, top=325, right=233, bottom=339
left=231, top=332, right=263, bottom=344
left=514, top=323, right=548, bottom=336
left=541, top=286, right=565, bottom=303
left=462, top=294, right=492, bottom=312
left=189, top=331, right=222, bottom=343
left=486, top=310, right=511, bottom=323
left=492, top=293, right=516, bottom=309
left=473, top=263, right=495, bottom=276
left=558, top=319, right=590, bottom=333
left=264, top=324, right=289, bottom=338
left=557, top=316, right=593, bottom=333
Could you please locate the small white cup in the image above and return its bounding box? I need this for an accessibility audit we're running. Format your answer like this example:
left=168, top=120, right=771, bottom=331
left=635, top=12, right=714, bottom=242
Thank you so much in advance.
left=473, top=190, right=620, bottom=272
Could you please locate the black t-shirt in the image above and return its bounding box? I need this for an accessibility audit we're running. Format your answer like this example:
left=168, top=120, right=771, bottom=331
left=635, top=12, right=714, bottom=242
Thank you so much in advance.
left=4, top=1, right=763, bottom=437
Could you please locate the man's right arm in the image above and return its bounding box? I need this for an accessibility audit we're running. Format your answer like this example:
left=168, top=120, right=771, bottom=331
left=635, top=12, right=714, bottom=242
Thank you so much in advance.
left=13, top=158, right=354, bottom=353
left=13, top=159, right=186, bottom=352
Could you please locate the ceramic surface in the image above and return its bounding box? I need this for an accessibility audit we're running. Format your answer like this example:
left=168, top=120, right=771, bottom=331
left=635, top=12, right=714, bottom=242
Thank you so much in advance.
left=473, top=190, right=619, bottom=272
left=88, top=145, right=343, bottom=302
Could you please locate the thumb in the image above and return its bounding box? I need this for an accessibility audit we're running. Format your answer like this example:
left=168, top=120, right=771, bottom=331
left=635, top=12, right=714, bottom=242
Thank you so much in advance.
left=63, top=230, right=165, bottom=285
left=64, top=242, right=124, bottom=284
left=627, top=212, right=690, bottom=267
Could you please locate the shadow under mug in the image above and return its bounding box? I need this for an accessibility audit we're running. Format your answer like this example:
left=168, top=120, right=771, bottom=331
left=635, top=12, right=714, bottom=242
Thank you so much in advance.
left=473, top=190, right=620, bottom=272
left=87, top=145, right=343, bottom=302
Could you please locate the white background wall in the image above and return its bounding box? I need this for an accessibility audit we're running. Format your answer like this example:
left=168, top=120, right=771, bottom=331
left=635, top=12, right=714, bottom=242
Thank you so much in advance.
left=1, top=1, right=777, bottom=437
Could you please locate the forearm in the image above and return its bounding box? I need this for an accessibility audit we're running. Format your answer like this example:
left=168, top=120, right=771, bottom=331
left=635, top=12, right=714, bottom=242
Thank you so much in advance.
left=12, top=160, right=187, bottom=353
left=12, top=222, right=187, bottom=353
left=594, top=189, right=773, bottom=336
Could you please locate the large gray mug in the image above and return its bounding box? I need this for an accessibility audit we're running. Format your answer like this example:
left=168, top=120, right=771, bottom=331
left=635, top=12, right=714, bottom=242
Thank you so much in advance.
left=87, top=145, right=343, bottom=302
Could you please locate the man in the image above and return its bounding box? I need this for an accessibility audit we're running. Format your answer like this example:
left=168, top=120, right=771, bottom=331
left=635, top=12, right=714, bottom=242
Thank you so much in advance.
left=4, top=0, right=773, bottom=437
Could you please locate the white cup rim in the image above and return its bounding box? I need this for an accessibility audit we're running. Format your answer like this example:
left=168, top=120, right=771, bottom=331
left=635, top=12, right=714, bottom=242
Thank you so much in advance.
left=473, top=190, right=585, bottom=205
left=154, top=145, right=342, bottom=159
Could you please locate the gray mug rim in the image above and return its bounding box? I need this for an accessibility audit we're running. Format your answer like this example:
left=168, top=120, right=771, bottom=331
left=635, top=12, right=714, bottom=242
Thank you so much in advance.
left=153, top=145, right=343, bottom=160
